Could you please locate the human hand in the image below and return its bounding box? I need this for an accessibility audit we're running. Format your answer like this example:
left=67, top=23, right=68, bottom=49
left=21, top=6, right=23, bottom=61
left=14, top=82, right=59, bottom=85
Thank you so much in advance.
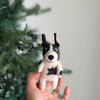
left=26, top=72, right=69, bottom=100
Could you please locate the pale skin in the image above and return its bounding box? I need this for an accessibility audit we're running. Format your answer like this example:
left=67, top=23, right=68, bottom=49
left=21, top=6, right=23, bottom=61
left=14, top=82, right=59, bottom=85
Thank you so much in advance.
left=26, top=72, right=69, bottom=100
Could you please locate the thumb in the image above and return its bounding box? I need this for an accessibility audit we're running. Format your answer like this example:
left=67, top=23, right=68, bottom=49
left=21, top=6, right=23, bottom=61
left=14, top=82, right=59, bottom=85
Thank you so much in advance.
left=26, top=72, right=41, bottom=89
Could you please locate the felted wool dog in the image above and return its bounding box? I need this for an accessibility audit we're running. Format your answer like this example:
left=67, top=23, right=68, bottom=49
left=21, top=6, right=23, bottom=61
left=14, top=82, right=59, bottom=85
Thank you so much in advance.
left=38, top=33, right=63, bottom=90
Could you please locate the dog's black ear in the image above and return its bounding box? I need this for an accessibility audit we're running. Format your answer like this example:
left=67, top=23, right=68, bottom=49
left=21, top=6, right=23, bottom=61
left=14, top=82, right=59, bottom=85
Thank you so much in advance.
left=42, top=34, right=47, bottom=47
left=54, top=33, right=60, bottom=47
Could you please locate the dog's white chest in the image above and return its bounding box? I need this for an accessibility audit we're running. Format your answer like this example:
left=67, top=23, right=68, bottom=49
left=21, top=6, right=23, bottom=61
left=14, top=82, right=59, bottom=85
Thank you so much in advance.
left=44, top=61, right=57, bottom=68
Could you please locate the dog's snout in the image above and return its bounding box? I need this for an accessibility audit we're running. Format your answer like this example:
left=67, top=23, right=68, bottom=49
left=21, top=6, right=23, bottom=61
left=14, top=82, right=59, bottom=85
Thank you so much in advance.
left=48, top=55, right=54, bottom=60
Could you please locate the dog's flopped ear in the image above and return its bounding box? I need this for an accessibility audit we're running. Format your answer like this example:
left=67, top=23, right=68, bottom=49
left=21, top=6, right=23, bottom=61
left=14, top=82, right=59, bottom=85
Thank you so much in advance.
left=54, top=33, right=60, bottom=47
left=42, top=34, right=47, bottom=47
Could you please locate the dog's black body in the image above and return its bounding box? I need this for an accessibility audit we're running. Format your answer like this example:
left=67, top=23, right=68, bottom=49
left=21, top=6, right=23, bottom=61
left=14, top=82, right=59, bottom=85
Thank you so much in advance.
left=47, top=67, right=57, bottom=75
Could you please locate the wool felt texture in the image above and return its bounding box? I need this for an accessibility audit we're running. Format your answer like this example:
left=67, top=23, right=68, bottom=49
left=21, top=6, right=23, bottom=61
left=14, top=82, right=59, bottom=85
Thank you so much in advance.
left=38, top=33, right=63, bottom=90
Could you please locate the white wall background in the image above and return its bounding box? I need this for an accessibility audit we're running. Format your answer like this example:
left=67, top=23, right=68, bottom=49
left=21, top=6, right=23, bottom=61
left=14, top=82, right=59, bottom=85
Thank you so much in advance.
left=22, top=0, right=100, bottom=100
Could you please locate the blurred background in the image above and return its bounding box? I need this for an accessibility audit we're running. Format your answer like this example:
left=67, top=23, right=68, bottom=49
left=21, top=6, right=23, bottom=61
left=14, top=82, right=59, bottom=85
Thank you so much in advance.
left=0, top=0, right=100, bottom=100
left=22, top=0, right=100, bottom=100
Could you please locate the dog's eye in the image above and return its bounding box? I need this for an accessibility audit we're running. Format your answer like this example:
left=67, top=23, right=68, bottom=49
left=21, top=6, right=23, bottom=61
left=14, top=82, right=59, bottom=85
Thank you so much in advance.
left=44, top=47, right=47, bottom=50
left=55, top=48, right=58, bottom=51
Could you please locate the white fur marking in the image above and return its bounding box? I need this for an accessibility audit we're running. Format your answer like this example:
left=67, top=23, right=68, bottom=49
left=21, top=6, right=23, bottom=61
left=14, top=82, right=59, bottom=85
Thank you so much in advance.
left=50, top=44, right=53, bottom=51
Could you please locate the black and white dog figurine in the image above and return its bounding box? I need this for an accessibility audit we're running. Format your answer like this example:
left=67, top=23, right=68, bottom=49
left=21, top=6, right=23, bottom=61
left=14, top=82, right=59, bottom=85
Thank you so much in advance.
left=38, top=33, right=63, bottom=90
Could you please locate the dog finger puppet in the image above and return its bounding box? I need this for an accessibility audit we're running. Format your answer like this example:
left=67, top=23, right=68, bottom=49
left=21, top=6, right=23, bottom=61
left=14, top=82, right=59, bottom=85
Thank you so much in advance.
left=38, top=33, right=63, bottom=90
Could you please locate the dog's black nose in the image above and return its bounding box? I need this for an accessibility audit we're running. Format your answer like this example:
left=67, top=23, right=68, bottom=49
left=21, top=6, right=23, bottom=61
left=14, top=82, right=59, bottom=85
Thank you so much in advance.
left=48, top=55, right=54, bottom=60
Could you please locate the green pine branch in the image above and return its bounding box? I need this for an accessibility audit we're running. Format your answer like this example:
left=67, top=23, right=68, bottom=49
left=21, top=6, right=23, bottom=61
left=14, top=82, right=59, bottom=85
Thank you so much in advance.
left=0, top=0, right=50, bottom=99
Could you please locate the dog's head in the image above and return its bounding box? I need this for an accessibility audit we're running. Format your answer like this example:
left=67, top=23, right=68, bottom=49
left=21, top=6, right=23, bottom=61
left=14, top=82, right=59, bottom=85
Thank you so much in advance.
left=42, top=33, right=60, bottom=63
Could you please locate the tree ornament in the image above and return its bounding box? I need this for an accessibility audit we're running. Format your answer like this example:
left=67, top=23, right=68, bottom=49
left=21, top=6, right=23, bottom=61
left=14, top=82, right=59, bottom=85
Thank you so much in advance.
left=38, top=33, right=63, bottom=90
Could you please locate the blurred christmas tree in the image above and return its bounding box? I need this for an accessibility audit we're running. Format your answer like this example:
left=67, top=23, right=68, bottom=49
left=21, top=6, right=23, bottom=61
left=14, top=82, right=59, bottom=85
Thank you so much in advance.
left=0, top=0, right=51, bottom=100
left=0, top=0, right=72, bottom=100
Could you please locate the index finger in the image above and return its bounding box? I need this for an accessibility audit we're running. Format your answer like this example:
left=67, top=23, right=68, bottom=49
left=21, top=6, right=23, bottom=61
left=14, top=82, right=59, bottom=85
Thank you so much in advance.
left=53, top=78, right=63, bottom=97
left=61, top=87, right=69, bottom=100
